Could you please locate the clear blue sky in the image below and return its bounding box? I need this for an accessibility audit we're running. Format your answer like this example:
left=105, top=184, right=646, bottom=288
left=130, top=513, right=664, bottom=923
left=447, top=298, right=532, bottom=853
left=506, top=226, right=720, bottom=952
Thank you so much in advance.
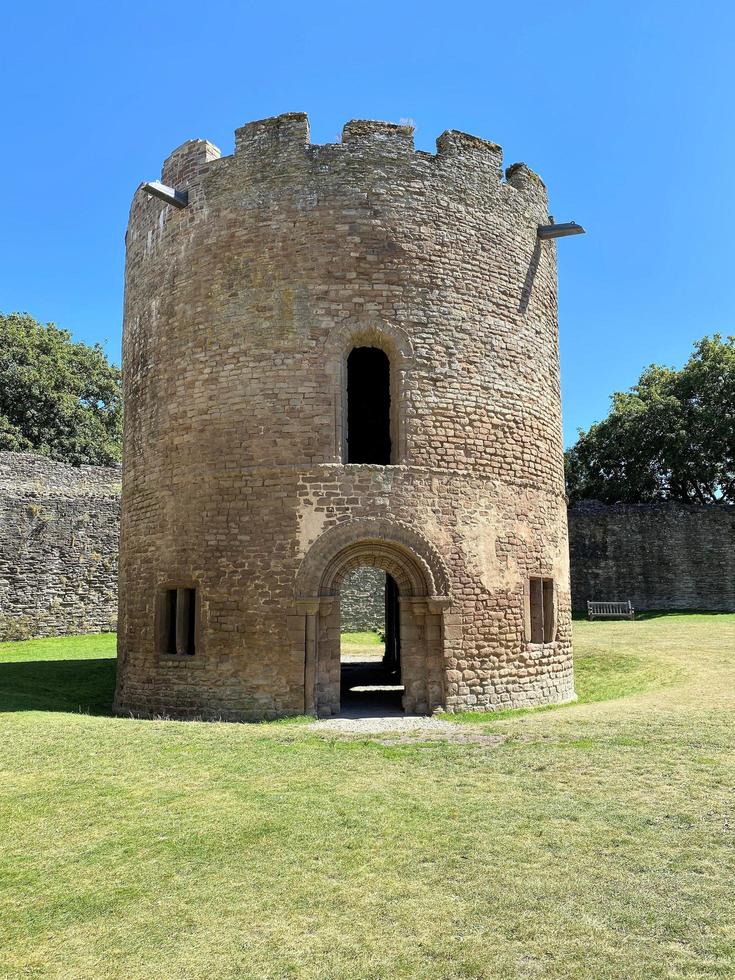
left=2, top=1, right=733, bottom=446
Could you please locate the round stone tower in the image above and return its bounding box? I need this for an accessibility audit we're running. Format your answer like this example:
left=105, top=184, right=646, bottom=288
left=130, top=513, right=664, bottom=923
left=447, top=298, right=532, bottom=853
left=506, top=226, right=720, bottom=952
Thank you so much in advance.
left=114, top=112, right=575, bottom=721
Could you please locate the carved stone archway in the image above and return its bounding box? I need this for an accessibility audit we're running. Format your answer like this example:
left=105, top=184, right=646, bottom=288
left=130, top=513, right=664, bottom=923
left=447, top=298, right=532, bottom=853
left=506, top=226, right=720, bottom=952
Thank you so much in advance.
left=295, top=520, right=451, bottom=716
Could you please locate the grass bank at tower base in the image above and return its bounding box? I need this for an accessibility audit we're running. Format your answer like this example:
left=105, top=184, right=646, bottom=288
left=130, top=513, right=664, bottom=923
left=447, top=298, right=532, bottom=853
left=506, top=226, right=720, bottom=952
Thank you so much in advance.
left=1, top=615, right=733, bottom=979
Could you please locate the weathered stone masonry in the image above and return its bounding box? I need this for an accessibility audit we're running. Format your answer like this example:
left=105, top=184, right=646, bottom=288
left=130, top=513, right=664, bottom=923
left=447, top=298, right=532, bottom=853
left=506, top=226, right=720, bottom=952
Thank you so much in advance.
left=6, top=481, right=731, bottom=643
left=569, top=500, right=735, bottom=612
left=340, top=566, right=386, bottom=632
left=114, top=112, right=575, bottom=720
left=0, top=452, right=120, bottom=640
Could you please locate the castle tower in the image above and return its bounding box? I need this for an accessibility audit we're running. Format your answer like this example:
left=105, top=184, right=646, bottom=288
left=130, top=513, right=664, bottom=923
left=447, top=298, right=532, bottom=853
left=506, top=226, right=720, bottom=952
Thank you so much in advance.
left=114, top=113, right=575, bottom=720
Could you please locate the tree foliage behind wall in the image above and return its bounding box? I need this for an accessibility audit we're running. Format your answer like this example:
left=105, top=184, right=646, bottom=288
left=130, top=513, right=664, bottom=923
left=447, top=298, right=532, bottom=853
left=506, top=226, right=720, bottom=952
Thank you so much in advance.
left=565, top=334, right=735, bottom=505
left=0, top=312, right=122, bottom=466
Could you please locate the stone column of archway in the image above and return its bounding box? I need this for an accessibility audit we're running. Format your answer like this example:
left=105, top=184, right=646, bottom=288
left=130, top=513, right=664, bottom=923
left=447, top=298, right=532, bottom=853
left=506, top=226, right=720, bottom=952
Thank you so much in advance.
left=295, top=519, right=452, bottom=717
left=316, top=598, right=340, bottom=715
left=402, top=596, right=452, bottom=713
left=396, top=598, right=428, bottom=714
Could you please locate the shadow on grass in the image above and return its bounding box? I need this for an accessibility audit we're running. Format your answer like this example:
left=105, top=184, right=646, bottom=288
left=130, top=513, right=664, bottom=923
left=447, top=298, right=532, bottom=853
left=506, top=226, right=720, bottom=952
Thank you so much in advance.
left=0, top=658, right=116, bottom=715
left=633, top=610, right=733, bottom=621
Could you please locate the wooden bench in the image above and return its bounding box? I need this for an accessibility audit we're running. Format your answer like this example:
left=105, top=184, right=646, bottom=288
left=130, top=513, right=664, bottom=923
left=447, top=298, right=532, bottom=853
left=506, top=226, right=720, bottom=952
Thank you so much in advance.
left=587, top=600, right=635, bottom=621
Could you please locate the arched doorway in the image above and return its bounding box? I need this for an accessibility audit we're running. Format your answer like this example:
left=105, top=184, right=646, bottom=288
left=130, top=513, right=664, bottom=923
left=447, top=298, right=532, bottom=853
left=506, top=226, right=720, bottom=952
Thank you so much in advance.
left=295, top=520, right=452, bottom=717
left=339, top=568, right=402, bottom=717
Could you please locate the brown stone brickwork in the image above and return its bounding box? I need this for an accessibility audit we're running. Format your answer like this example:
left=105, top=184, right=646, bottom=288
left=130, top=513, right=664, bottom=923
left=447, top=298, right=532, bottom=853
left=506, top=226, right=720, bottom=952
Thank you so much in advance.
left=0, top=452, right=120, bottom=640
left=340, top=566, right=386, bottom=632
left=114, top=112, right=575, bottom=720
left=569, top=500, right=735, bottom=612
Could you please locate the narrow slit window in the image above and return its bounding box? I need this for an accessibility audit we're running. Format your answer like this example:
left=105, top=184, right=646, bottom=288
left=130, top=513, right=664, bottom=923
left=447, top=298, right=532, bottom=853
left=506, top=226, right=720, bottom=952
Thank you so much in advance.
left=161, top=587, right=196, bottom=656
left=346, top=346, right=391, bottom=464
left=529, top=577, right=555, bottom=644
left=542, top=579, right=555, bottom=643
left=164, top=589, right=177, bottom=655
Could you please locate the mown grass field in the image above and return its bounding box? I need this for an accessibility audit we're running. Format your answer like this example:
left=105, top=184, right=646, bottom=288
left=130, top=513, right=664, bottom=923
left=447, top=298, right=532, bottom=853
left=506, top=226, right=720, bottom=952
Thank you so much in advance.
left=1, top=615, right=733, bottom=979
left=340, top=629, right=385, bottom=661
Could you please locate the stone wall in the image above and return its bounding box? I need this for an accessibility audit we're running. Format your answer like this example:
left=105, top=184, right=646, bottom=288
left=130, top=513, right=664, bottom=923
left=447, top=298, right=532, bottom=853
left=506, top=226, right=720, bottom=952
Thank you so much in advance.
left=0, top=452, right=121, bottom=640
left=5, top=450, right=731, bottom=650
left=340, top=566, right=385, bottom=632
left=568, top=500, right=735, bottom=612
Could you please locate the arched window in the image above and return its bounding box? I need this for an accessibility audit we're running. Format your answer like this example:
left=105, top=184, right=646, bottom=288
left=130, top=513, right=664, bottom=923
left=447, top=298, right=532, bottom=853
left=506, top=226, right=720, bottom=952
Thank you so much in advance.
left=346, top=347, right=391, bottom=464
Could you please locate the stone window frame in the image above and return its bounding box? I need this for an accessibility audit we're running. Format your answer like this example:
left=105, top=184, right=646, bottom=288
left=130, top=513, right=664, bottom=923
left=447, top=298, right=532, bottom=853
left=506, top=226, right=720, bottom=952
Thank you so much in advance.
left=524, top=576, right=557, bottom=645
left=155, top=581, right=203, bottom=663
left=327, top=322, right=414, bottom=466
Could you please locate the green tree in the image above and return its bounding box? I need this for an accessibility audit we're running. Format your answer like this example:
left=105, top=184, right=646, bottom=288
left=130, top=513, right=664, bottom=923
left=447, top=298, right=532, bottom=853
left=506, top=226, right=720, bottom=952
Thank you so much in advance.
left=0, top=312, right=122, bottom=466
left=565, top=334, right=735, bottom=504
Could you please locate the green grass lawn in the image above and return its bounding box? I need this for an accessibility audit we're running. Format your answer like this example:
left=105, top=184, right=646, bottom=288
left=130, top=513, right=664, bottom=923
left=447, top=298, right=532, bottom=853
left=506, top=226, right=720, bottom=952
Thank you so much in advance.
left=0, top=633, right=116, bottom=715
left=1, top=616, right=734, bottom=979
left=341, top=629, right=385, bottom=661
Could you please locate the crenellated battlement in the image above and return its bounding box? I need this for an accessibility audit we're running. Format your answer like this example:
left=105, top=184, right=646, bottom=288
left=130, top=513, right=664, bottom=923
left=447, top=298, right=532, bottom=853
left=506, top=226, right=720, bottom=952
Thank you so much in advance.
left=234, top=112, right=310, bottom=158
left=341, top=119, right=415, bottom=152
left=162, top=139, right=221, bottom=187
left=505, top=161, right=546, bottom=192
left=146, top=113, right=547, bottom=210
left=435, top=129, right=503, bottom=175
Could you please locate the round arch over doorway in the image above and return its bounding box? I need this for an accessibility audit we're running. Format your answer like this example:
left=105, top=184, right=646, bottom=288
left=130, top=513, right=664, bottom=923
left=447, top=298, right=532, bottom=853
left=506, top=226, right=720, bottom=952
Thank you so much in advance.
left=295, top=520, right=452, bottom=717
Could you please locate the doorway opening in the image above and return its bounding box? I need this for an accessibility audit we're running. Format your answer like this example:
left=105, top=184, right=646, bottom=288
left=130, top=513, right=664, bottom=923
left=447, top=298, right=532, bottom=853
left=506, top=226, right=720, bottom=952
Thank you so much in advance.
left=339, top=567, right=403, bottom=716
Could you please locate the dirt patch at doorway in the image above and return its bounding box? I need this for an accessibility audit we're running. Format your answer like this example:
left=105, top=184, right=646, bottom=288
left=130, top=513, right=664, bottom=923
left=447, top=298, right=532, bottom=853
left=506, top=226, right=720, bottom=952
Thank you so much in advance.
left=305, top=714, right=505, bottom=747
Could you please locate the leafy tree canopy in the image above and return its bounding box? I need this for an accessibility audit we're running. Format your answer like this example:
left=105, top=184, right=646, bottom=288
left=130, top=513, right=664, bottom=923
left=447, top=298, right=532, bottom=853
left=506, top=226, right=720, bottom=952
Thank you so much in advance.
left=0, top=312, right=122, bottom=466
left=565, top=334, right=735, bottom=505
